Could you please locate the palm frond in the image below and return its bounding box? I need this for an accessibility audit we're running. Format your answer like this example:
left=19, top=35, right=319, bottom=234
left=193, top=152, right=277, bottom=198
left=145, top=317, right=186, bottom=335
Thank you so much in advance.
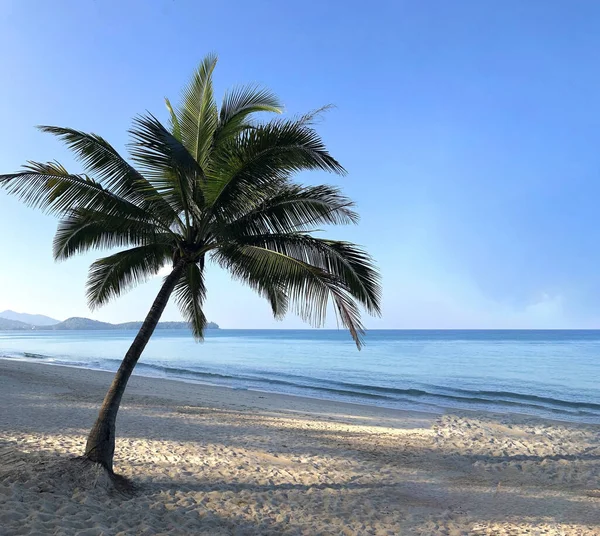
left=164, top=98, right=182, bottom=142
left=0, top=161, right=155, bottom=219
left=295, top=104, right=335, bottom=126
left=54, top=208, right=173, bottom=261
left=232, top=233, right=381, bottom=316
left=215, top=244, right=367, bottom=348
left=221, top=184, right=358, bottom=236
left=177, top=54, right=218, bottom=169
left=213, top=247, right=289, bottom=319
left=318, top=240, right=382, bottom=316
left=216, top=84, right=282, bottom=143
left=86, top=244, right=172, bottom=309
left=37, top=126, right=178, bottom=224
left=206, top=118, right=346, bottom=220
left=129, top=114, right=205, bottom=219
left=174, top=261, right=207, bottom=339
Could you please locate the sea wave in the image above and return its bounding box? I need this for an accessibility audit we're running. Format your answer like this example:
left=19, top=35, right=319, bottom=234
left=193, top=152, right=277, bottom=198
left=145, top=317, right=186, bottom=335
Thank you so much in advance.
left=1, top=350, right=599, bottom=421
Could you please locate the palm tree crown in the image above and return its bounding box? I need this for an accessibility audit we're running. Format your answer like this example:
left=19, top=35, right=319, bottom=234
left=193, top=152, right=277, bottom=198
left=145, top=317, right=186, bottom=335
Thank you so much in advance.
left=0, top=54, right=381, bottom=347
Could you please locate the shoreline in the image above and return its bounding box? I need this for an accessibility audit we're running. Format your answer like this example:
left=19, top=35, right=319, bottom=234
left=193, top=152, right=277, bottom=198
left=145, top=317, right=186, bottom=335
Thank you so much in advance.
left=0, top=358, right=435, bottom=429
left=1, top=356, right=597, bottom=427
left=0, top=356, right=445, bottom=421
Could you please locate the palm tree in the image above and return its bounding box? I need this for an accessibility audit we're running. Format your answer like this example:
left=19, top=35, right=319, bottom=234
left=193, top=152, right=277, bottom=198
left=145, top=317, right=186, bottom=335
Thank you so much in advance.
left=0, top=55, right=381, bottom=473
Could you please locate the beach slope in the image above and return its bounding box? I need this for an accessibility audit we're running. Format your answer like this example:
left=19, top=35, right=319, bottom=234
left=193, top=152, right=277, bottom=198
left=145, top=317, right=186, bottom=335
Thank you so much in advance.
left=0, top=359, right=599, bottom=535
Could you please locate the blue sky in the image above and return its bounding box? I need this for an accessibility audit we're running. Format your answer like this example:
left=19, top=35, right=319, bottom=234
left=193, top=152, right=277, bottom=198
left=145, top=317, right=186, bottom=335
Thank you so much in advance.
left=1, top=0, right=600, bottom=329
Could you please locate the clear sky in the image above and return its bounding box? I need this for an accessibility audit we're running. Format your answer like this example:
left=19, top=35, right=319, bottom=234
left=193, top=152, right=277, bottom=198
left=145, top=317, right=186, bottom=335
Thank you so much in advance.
left=1, top=0, right=600, bottom=329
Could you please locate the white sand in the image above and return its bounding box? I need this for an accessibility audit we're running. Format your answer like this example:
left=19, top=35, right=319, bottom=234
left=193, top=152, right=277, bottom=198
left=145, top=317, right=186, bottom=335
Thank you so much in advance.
left=0, top=359, right=599, bottom=535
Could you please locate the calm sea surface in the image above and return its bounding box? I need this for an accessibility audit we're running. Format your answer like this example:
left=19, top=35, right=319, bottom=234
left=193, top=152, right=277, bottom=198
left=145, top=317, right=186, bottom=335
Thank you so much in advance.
left=1, top=329, right=599, bottom=423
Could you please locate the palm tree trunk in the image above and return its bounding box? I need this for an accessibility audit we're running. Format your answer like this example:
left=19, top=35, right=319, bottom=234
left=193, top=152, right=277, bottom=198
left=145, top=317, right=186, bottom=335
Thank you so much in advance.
left=84, top=260, right=186, bottom=472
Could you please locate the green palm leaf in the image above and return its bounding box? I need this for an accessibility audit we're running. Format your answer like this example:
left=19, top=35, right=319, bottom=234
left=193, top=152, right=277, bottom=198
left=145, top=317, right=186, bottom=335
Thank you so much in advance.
left=220, top=184, right=358, bottom=236
left=231, top=233, right=381, bottom=316
left=54, top=207, right=172, bottom=261
left=177, top=54, right=218, bottom=169
left=214, top=244, right=367, bottom=347
left=206, top=118, right=346, bottom=220
left=174, top=262, right=207, bottom=339
left=129, top=114, right=206, bottom=223
left=86, top=244, right=172, bottom=309
left=214, top=247, right=289, bottom=319
left=37, top=126, right=178, bottom=224
left=216, top=84, right=282, bottom=143
left=164, top=98, right=182, bottom=142
left=0, top=161, right=154, bottom=220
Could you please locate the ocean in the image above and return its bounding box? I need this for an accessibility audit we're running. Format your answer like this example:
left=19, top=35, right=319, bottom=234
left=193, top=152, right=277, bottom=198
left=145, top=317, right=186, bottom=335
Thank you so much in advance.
left=1, top=329, right=599, bottom=423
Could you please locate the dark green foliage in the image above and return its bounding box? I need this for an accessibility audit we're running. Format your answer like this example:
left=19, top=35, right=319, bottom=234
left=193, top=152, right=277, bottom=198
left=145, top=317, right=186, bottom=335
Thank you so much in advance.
left=0, top=55, right=381, bottom=347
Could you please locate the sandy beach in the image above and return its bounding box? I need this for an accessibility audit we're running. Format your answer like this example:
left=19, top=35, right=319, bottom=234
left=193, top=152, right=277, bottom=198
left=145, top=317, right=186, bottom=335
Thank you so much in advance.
left=0, top=359, right=599, bottom=535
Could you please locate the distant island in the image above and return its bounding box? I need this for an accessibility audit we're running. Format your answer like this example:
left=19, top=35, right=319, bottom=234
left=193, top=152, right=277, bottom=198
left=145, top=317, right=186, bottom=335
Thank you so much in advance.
left=0, top=310, right=219, bottom=331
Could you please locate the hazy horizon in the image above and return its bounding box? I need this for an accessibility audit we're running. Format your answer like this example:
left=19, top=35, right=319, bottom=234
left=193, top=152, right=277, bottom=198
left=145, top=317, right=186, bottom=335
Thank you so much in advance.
left=5, top=307, right=600, bottom=331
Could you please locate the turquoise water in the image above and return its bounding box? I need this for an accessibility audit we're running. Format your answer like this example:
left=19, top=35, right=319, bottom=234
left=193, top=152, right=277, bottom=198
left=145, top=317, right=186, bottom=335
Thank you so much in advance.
left=1, top=329, right=599, bottom=423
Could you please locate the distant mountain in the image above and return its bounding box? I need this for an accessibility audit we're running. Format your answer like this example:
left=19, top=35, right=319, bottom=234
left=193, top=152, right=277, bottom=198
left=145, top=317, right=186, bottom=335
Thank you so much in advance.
left=0, top=310, right=59, bottom=326
left=0, top=317, right=34, bottom=330
left=48, top=317, right=219, bottom=331
left=0, top=313, right=219, bottom=331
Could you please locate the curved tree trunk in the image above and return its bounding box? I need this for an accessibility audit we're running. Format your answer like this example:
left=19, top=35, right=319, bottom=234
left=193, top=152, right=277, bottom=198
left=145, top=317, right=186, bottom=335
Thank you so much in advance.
left=84, top=260, right=186, bottom=472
